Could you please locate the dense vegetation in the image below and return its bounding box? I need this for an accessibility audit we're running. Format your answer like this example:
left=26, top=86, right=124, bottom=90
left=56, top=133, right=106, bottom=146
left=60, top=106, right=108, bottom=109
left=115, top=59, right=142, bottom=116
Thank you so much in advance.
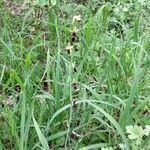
left=0, top=0, right=150, bottom=149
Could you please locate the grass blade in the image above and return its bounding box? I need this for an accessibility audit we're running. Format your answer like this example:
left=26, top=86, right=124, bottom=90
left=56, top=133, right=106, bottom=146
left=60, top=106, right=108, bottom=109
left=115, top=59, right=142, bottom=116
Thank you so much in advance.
left=32, top=113, right=49, bottom=150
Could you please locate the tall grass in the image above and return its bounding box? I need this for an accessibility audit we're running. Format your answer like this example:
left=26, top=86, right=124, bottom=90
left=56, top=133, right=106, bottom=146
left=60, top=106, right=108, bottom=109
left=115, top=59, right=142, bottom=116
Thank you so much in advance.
left=0, top=0, right=149, bottom=149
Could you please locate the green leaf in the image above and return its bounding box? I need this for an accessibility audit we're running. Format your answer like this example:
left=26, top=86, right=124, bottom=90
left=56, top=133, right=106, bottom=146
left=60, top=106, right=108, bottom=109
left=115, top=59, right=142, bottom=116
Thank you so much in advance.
left=101, top=147, right=113, bottom=150
left=33, top=0, right=48, bottom=7
left=51, top=0, right=57, bottom=6
left=79, top=143, right=110, bottom=150
left=87, top=102, right=129, bottom=150
left=32, top=114, right=49, bottom=150
left=126, top=125, right=144, bottom=139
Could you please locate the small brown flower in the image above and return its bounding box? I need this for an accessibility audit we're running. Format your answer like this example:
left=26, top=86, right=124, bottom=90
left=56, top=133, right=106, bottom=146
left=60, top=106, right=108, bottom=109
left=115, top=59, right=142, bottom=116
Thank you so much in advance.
left=15, top=84, right=21, bottom=92
left=43, top=33, right=49, bottom=40
left=72, top=99, right=77, bottom=112
left=72, top=81, right=78, bottom=91
left=70, top=130, right=81, bottom=140
left=71, top=27, right=79, bottom=44
left=71, top=80, right=79, bottom=111
left=43, top=80, right=49, bottom=92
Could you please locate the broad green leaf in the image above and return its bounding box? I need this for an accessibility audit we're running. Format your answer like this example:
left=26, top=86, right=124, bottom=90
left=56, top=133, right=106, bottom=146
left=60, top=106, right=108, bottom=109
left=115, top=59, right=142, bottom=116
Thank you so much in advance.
left=126, top=125, right=143, bottom=139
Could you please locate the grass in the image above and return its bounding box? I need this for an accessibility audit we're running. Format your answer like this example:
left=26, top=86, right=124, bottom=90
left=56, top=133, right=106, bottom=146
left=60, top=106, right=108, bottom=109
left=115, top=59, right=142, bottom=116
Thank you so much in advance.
left=0, top=0, right=150, bottom=150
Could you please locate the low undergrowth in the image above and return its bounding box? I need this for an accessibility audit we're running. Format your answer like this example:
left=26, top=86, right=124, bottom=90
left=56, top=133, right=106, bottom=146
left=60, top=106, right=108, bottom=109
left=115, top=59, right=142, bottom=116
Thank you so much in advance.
left=0, top=0, right=150, bottom=149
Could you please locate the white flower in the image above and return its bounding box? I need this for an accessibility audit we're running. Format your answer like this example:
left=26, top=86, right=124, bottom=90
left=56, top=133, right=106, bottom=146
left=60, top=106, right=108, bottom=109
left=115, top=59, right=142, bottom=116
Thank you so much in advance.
left=65, top=43, right=73, bottom=54
left=119, top=143, right=126, bottom=150
left=6, top=95, right=14, bottom=107
left=122, top=7, right=128, bottom=12
left=71, top=26, right=79, bottom=33
left=71, top=62, right=77, bottom=72
left=143, top=125, right=150, bottom=136
left=72, top=63, right=76, bottom=69
left=73, top=15, right=81, bottom=23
